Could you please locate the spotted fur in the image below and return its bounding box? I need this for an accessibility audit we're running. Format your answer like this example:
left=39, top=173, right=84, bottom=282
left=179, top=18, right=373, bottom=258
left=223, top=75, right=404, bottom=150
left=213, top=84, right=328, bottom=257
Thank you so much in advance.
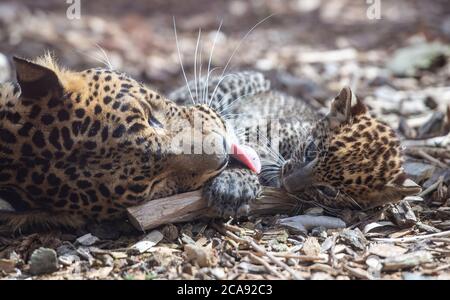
left=173, top=72, right=421, bottom=213
left=0, top=54, right=236, bottom=230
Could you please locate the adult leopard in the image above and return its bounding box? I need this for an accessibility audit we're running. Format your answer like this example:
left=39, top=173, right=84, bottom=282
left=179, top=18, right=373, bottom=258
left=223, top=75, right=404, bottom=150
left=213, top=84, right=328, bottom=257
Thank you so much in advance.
left=0, top=54, right=259, bottom=230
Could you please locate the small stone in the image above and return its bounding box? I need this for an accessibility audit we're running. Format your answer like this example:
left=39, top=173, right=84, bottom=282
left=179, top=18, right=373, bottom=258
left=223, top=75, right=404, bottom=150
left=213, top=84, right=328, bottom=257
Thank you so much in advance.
left=366, top=256, right=383, bottom=271
left=305, top=207, right=324, bottom=216
left=29, top=248, right=58, bottom=275
left=100, top=254, right=114, bottom=267
left=417, top=111, right=446, bottom=139
left=58, top=254, right=80, bottom=266
left=311, top=226, right=327, bottom=238
left=56, top=244, right=78, bottom=256
left=386, top=200, right=418, bottom=228
left=424, top=96, right=438, bottom=109
left=320, top=236, right=334, bottom=253
left=76, top=233, right=99, bottom=246
left=286, top=258, right=296, bottom=266
left=403, top=161, right=435, bottom=184
left=76, top=247, right=95, bottom=265
left=339, top=228, right=367, bottom=251
left=161, top=224, right=179, bottom=241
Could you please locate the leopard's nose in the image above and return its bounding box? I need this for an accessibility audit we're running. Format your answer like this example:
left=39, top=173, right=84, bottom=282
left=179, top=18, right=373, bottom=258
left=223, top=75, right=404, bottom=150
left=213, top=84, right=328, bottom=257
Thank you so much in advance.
left=281, top=160, right=315, bottom=193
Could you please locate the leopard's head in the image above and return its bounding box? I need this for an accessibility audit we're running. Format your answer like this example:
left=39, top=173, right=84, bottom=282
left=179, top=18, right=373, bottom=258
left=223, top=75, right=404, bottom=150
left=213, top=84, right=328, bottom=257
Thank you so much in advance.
left=281, top=87, right=421, bottom=209
left=0, top=54, right=259, bottom=219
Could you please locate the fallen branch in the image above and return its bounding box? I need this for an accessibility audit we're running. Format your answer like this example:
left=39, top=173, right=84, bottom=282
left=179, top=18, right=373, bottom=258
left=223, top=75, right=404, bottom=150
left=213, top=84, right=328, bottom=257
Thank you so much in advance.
left=403, top=133, right=450, bottom=148
left=241, top=250, right=327, bottom=262
left=127, top=188, right=299, bottom=231
left=415, top=149, right=449, bottom=169
left=372, top=230, right=450, bottom=243
left=405, top=147, right=450, bottom=160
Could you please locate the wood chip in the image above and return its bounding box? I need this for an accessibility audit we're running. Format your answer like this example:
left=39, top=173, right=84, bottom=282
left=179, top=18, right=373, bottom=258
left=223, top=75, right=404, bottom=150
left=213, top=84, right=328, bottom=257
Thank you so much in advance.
left=0, top=259, right=16, bottom=273
left=184, top=244, right=217, bottom=267
left=301, top=237, right=321, bottom=256
left=369, top=243, right=407, bottom=258
left=130, top=230, right=164, bottom=254
left=383, top=251, right=433, bottom=271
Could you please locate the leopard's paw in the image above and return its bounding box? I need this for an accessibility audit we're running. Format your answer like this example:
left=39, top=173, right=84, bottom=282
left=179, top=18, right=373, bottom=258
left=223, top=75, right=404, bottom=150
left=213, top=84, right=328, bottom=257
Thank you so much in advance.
left=203, top=168, right=261, bottom=218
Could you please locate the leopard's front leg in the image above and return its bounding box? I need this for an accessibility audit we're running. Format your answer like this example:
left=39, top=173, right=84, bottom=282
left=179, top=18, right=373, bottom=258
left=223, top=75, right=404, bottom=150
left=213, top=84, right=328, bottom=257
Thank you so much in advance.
left=203, top=167, right=262, bottom=218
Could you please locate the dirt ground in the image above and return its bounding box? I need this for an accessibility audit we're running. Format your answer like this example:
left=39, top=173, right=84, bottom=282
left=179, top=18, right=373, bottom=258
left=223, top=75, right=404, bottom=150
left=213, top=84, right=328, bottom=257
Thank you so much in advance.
left=0, top=0, right=449, bottom=280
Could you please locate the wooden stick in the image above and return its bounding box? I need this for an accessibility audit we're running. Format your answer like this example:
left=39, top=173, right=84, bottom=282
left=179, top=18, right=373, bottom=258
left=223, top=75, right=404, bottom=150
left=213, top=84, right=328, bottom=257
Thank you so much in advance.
left=240, top=250, right=326, bottom=262
left=372, top=230, right=450, bottom=243
left=127, top=190, right=209, bottom=231
left=127, top=188, right=299, bottom=231
left=415, top=149, right=449, bottom=169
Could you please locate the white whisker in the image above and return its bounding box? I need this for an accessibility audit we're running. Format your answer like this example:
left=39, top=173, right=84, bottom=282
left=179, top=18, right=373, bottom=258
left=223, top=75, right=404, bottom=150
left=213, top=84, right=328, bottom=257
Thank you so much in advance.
left=217, top=14, right=274, bottom=87
left=209, top=73, right=238, bottom=108
left=194, top=28, right=202, bottom=103
left=95, top=44, right=113, bottom=70
left=173, top=17, right=195, bottom=105
left=209, top=14, right=274, bottom=108
left=198, top=38, right=204, bottom=104
left=257, top=134, right=286, bottom=164
left=205, top=20, right=223, bottom=106
left=76, top=49, right=109, bottom=69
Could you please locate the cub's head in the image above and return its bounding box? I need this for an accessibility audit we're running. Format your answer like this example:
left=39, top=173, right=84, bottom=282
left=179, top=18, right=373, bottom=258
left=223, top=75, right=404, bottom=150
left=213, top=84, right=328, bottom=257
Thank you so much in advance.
left=6, top=54, right=258, bottom=216
left=281, top=87, right=421, bottom=209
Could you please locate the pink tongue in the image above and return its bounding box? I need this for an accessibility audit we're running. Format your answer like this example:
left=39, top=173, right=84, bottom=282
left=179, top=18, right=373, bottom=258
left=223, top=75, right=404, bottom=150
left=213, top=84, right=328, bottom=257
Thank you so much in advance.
left=231, top=144, right=261, bottom=174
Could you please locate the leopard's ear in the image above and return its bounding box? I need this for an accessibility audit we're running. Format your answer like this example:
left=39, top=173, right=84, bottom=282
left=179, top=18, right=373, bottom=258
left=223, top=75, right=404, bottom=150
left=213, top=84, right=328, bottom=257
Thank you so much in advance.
left=13, top=56, right=63, bottom=100
left=327, top=86, right=367, bottom=129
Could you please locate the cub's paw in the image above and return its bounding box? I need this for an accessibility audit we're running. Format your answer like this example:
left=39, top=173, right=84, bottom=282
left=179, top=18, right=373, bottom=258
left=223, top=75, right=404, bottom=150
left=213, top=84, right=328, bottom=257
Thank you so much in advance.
left=203, top=168, right=261, bottom=218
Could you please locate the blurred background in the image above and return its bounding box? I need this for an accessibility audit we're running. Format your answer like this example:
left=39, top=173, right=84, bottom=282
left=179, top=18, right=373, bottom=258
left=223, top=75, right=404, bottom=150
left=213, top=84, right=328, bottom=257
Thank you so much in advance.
left=0, top=0, right=449, bottom=116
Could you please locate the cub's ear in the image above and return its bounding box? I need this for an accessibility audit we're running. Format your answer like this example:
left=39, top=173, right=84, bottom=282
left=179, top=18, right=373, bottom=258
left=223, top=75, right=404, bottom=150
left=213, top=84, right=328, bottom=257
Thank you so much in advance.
left=327, top=86, right=367, bottom=129
left=13, top=56, right=63, bottom=100
left=385, top=173, right=422, bottom=198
